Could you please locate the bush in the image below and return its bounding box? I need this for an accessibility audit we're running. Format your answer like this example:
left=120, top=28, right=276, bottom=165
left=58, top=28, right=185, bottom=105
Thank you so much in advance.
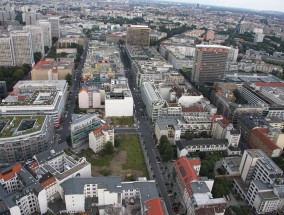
left=99, top=169, right=111, bottom=176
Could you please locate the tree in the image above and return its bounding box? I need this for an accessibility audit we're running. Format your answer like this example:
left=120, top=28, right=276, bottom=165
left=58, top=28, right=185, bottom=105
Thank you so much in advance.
left=184, top=132, right=194, bottom=140
left=65, top=73, right=72, bottom=86
left=13, top=68, right=24, bottom=80
left=34, top=52, right=42, bottom=64
left=159, top=135, right=174, bottom=161
left=44, top=46, right=50, bottom=54
left=104, top=141, right=114, bottom=154
left=162, top=144, right=174, bottom=161
left=52, top=37, right=58, bottom=45
left=114, top=139, right=120, bottom=147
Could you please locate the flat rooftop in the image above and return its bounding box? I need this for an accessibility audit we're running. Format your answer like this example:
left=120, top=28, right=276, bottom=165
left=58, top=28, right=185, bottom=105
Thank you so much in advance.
left=1, top=89, right=58, bottom=106
left=0, top=116, right=45, bottom=138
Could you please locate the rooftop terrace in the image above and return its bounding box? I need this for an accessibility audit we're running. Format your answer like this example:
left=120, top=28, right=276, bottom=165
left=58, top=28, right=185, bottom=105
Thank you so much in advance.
left=0, top=116, right=45, bottom=138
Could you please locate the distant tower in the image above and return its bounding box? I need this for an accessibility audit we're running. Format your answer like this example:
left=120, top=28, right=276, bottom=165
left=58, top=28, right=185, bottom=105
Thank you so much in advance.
left=197, top=3, right=200, bottom=8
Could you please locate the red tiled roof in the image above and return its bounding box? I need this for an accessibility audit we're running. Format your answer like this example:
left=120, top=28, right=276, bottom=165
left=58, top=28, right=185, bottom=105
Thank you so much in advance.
left=40, top=175, right=56, bottom=188
left=255, top=82, right=284, bottom=88
left=0, top=164, right=22, bottom=181
left=33, top=60, right=55, bottom=70
left=252, top=128, right=280, bottom=151
left=220, top=118, right=230, bottom=128
left=174, top=157, right=198, bottom=196
left=188, top=159, right=201, bottom=166
left=212, top=114, right=222, bottom=121
left=92, top=123, right=110, bottom=136
left=79, top=88, right=88, bottom=93
left=145, top=198, right=167, bottom=215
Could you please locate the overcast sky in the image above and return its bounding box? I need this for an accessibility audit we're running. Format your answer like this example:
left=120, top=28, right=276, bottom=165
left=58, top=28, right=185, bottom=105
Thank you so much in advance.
left=168, top=0, right=284, bottom=12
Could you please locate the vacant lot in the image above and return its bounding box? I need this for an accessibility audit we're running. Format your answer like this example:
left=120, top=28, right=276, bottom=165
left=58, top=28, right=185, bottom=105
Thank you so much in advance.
left=108, top=116, right=134, bottom=127
left=79, top=134, right=148, bottom=179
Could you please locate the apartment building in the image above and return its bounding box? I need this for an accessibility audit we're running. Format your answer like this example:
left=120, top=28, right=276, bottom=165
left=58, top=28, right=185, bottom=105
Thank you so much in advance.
left=105, top=90, right=134, bottom=117
left=10, top=30, right=34, bottom=66
left=34, top=142, right=91, bottom=185
left=0, top=165, right=48, bottom=215
left=0, top=36, right=14, bottom=66
left=205, top=30, right=215, bottom=41
left=0, top=80, right=68, bottom=127
left=23, top=25, right=45, bottom=55
left=173, top=157, right=227, bottom=215
left=31, top=60, right=74, bottom=81
left=37, top=20, right=52, bottom=47
left=0, top=164, right=22, bottom=194
left=177, top=115, right=212, bottom=135
left=89, top=123, right=114, bottom=153
left=71, top=114, right=103, bottom=148
left=154, top=118, right=181, bottom=143
left=126, top=25, right=151, bottom=46
left=211, top=115, right=232, bottom=139
left=60, top=177, right=167, bottom=215
left=48, top=17, right=60, bottom=39
left=238, top=115, right=282, bottom=157
left=177, top=139, right=228, bottom=156
left=191, top=45, right=230, bottom=83
left=78, top=87, right=106, bottom=109
left=249, top=128, right=281, bottom=157
left=231, top=149, right=284, bottom=214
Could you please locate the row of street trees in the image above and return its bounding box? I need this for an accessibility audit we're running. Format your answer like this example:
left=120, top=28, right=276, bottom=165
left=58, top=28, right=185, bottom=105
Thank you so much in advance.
left=158, top=135, right=174, bottom=161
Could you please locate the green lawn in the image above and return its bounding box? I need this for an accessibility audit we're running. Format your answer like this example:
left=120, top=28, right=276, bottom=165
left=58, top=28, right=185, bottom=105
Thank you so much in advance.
left=77, top=149, right=113, bottom=167
left=109, top=116, right=134, bottom=127
left=117, top=134, right=148, bottom=175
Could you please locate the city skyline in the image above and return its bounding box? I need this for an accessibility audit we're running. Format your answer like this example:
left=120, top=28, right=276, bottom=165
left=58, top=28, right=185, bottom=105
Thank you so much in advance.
left=166, top=0, right=284, bottom=12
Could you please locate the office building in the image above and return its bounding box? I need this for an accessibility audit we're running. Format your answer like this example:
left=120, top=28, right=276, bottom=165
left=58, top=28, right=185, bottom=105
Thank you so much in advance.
left=191, top=45, right=230, bottom=83
left=0, top=80, right=68, bottom=127
left=22, top=12, right=37, bottom=25
left=23, top=25, right=45, bottom=55
left=0, top=115, right=55, bottom=163
left=126, top=25, right=151, bottom=46
left=71, top=114, right=103, bottom=148
left=10, top=31, right=34, bottom=66
left=0, top=37, right=14, bottom=66
left=48, top=17, right=60, bottom=39
left=38, top=20, right=52, bottom=47
left=211, top=90, right=263, bottom=124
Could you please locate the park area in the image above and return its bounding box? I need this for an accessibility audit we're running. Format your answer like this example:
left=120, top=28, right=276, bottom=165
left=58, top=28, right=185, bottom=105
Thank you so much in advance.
left=78, top=134, right=148, bottom=180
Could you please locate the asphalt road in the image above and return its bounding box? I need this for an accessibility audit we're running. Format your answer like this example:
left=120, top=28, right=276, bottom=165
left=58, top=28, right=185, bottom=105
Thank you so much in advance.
left=55, top=40, right=89, bottom=143
left=119, top=44, right=174, bottom=215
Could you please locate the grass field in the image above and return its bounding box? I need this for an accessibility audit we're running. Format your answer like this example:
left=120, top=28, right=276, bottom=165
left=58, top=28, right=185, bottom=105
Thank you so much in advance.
left=78, top=134, right=148, bottom=177
left=117, top=134, right=148, bottom=176
left=109, top=116, right=134, bottom=127
left=77, top=148, right=113, bottom=167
